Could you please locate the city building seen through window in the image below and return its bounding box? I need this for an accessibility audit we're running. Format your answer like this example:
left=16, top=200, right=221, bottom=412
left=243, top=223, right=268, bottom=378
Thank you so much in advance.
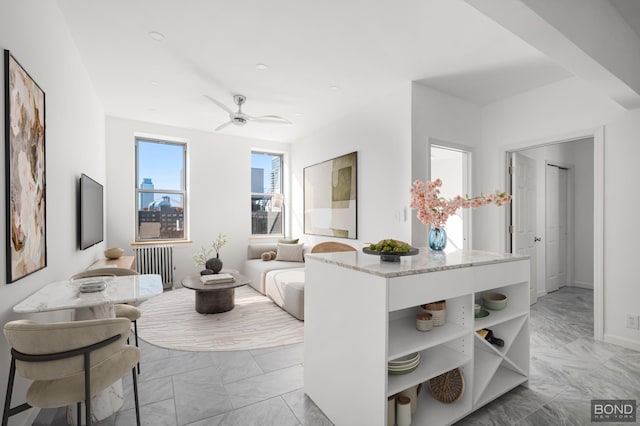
left=136, top=138, right=187, bottom=241
left=251, top=151, right=283, bottom=236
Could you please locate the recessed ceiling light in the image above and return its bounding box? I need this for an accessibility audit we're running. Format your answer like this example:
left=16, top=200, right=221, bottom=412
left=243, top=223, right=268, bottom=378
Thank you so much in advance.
left=256, top=63, right=269, bottom=71
left=330, top=85, right=340, bottom=91
left=148, top=31, right=165, bottom=41
left=295, top=113, right=303, bottom=117
left=150, top=80, right=160, bottom=87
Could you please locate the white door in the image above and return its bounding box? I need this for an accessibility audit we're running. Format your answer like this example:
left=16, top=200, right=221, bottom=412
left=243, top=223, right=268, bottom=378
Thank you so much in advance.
left=512, top=153, right=538, bottom=304
left=546, top=165, right=568, bottom=292
left=558, top=168, right=568, bottom=287
left=545, top=165, right=559, bottom=293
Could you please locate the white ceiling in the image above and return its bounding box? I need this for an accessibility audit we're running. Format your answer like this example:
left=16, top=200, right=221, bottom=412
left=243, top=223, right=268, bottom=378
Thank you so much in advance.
left=610, top=0, right=640, bottom=40
left=56, top=0, right=576, bottom=142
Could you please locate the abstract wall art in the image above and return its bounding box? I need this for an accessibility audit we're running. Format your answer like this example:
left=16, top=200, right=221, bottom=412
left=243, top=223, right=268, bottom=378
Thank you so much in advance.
left=4, top=50, right=47, bottom=283
left=304, top=151, right=357, bottom=239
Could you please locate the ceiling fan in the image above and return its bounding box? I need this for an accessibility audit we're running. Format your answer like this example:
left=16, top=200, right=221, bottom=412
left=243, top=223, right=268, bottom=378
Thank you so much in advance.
left=204, top=94, right=292, bottom=131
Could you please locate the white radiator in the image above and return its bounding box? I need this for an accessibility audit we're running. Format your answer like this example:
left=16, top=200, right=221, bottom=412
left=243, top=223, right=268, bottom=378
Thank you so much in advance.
left=134, top=245, right=174, bottom=289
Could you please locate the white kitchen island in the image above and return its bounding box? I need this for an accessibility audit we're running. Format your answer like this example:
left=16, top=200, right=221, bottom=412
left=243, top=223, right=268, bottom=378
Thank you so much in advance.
left=304, top=249, right=530, bottom=426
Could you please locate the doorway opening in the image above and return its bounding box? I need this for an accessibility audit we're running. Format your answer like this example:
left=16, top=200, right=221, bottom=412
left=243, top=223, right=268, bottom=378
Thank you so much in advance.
left=430, top=144, right=471, bottom=250
left=506, top=134, right=599, bottom=338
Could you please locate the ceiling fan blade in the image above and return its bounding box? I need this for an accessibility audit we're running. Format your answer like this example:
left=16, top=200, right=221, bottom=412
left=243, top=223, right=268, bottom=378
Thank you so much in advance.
left=250, top=114, right=292, bottom=125
left=204, top=95, right=234, bottom=115
left=215, top=121, right=233, bottom=131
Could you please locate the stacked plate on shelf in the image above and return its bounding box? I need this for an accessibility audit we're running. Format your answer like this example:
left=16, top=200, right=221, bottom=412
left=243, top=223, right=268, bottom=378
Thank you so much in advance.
left=388, top=352, right=420, bottom=375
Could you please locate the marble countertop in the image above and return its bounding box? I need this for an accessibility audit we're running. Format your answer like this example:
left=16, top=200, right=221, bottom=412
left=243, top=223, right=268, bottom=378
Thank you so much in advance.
left=13, top=274, right=164, bottom=313
left=305, top=249, right=528, bottom=278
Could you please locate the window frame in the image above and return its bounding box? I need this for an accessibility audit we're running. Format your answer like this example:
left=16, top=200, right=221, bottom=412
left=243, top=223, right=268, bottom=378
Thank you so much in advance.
left=251, top=150, right=285, bottom=237
left=135, top=137, right=188, bottom=243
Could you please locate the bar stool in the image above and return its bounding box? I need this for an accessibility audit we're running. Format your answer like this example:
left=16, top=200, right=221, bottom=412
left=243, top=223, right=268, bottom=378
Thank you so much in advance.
left=2, top=318, right=141, bottom=426
left=71, top=268, right=142, bottom=374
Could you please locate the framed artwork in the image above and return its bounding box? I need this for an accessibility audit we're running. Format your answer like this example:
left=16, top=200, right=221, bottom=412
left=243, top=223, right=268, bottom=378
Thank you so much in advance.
left=304, top=151, right=357, bottom=239
left=4, top=50, right=47, bottom=283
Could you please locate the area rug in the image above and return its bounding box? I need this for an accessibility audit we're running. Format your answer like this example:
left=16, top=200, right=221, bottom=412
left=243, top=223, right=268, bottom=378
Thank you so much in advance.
left=136, top=286, right=304, bottom=352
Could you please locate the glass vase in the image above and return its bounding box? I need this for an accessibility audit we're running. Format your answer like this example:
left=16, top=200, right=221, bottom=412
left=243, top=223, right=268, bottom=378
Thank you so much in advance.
left=428, top=227, right=447, bottom=251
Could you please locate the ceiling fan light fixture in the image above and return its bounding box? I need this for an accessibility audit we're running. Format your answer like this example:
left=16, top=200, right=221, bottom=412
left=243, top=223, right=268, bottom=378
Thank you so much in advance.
left=205, top=94, right=291, bottom=131
left=233, top=116, right=247, bottom=126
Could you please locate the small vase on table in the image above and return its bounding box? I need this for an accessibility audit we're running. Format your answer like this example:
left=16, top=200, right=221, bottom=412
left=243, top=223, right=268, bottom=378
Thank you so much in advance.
left=428, top=227, right=447, bottom=251
left=205, top=254, right=223, bottom=274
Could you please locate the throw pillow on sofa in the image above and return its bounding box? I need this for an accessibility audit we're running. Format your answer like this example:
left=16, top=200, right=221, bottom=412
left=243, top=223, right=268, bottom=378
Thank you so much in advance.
left=261, top=251, right=277, bottom=261
left=275, top=242, right=304, bottom=262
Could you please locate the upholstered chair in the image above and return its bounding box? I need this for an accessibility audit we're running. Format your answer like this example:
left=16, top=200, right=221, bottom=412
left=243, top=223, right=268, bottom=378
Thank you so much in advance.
left=2, top=318, right=140, bottom=426
left=71, top=268, right=142, bottom=374
left=310, top=241, right=357, bottom=253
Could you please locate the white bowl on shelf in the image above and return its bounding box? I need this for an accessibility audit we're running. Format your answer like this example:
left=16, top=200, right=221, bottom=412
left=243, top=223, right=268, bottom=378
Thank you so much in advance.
left=388, top=359, right=420, bottom=371
left=388, top=352, right=420, bottom=366
left=482, top=292, right=508, bottom=310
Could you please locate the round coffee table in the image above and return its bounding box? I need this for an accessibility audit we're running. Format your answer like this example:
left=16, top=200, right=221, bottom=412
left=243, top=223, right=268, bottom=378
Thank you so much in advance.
left=181, top=273, right=250, bottom=314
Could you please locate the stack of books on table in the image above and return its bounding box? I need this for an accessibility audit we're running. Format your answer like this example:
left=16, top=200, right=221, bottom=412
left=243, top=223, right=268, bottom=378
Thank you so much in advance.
left=200, top=273, right=235, bottom=284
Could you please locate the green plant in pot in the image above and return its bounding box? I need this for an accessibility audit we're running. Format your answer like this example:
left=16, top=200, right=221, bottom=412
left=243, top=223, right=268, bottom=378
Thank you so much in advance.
left=193, top=233, right=229, bottom=274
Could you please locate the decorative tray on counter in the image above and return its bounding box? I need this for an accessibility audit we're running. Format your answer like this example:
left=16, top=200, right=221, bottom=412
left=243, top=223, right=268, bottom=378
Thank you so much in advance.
left=78, top=280, right=107, bottom=293
left=362, top=247, right=419, bottom=262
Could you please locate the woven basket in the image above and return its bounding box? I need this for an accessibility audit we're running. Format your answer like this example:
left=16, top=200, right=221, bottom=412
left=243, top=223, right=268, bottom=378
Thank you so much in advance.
left=422, top=300, right=446, bottom=310
left=421, top=300, right=446, bottom=326
left=427, top=368, right=465, bottom=404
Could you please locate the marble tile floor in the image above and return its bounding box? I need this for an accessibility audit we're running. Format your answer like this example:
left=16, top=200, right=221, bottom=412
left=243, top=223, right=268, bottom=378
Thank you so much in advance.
left=35, top=286, right=639, bottom=426
left=456, top=287, right=640, bottom=426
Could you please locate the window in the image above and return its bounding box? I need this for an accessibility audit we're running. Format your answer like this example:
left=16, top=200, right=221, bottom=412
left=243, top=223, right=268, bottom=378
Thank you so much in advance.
left=430, top=144, right=470, bottom=249
left=135, top=138, right=187, bottom=241
left=251, top=151, right=284, bottom=236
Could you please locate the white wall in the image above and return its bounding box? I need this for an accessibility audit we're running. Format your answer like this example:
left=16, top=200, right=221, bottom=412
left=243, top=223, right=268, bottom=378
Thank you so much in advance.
left=289, top=82, right=486, bottom=253
left=476, top=77, right=623, bottom=253
left=0, top=1, right=106, bottom=423
left=105, top=117, right=290, bottom=283
left=290, top=84, right=412, bottom=247
left=479, top=76, right=639, bottom=350
left=602, top=109, right=640, bottom=349
left=289, top=82, right=487, bottom=251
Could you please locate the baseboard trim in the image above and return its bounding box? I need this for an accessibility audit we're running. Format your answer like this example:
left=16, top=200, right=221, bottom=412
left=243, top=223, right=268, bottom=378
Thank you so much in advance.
left=572, top=281, right=593, bottom=290
left=603, top=333, right=640, bottom=352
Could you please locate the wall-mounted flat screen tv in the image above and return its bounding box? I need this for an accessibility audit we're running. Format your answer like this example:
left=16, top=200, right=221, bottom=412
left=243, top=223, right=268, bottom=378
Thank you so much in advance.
left=79, top=173, right=104, bottom=250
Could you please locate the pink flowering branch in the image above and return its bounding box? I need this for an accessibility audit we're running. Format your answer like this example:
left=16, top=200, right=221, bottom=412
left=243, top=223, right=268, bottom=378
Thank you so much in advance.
left=410, top=178, right=512, bottom=229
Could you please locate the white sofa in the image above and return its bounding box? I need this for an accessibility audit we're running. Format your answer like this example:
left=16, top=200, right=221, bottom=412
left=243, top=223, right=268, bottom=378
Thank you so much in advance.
left=244, top=241, right=356, bottom=321
left=264, top=268, right=306, bottom=320
left=244, top=243, right=307, bottom=295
